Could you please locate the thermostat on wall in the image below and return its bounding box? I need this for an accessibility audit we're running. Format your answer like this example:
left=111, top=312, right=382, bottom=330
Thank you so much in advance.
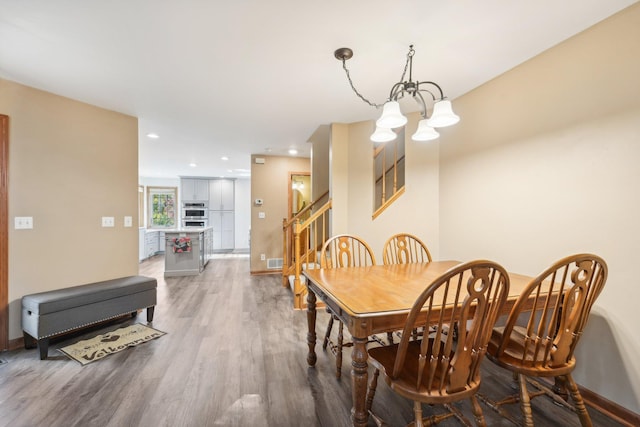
left=254, top=198, right=263, bottom=206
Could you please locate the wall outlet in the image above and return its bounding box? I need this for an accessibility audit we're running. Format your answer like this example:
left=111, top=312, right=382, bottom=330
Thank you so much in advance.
left=15, top=216, right=33, bottom=229
left=260, top=254, right=266, bottom=261
left=124, top=216, right=133, bottom=227
left=101, top=216, right=115, bottom=227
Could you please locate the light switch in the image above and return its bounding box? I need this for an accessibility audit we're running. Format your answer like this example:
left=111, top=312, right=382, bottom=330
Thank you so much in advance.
left=258, top=212, right=265, bottom=219
left=15, top=216, right=33, bottom=229
left=101, top=216, right=115, bottom=227
left=124, top=216, right=133, bottom=227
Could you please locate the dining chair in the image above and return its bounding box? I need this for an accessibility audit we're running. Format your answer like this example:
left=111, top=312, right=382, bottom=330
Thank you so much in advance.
left=366, top=260, right=510, bottom=427
left=483, top=254, right=608, bottom=427
left=320, top=234, right=377, bottom=379
left=382, top=233, right=433, bottom=344
left=382, top=233, right=433, bottom=265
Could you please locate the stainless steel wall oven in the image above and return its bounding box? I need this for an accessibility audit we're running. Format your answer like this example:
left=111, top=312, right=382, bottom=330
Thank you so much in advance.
left=182, top=202, right=207, bottom=220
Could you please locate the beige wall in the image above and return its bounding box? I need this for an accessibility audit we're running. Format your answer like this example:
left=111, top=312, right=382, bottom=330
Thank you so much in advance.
left=439, top=4, right=640, bottom=412
left=309, top=124, right=330, bottom=202
left=329, top=115, right=441, bottom=263
left=329, top=123, right=350, bottom=235
left=1, top=78, right=139, bottom=341
left=250, top=155, right=310, bottom=273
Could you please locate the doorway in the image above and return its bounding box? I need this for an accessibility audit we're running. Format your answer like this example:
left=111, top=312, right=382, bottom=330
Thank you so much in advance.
left=288, top=172, right=311, bottom=220
left=0, top=115, right=8, bottom=350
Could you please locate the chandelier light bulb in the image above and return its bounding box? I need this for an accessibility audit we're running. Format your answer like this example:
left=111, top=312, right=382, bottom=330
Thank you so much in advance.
left=426, top=99, right=460, bottom=128
left=412, top=120, right=440, bottom=141
left=370, top=126, right=397, bottom=143
left=376, top=101, right=408, bottom=129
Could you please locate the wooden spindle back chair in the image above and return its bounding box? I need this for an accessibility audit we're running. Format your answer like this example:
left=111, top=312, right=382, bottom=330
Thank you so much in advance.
left=366, top=260, right=510, bottom=427
left=382, top=233, right=432, bottom=265
left=382, top=233, right=433, bottom=344
left=320, top=234, right=377, bottom=379
left=320, top=234, right=376, bottom=269
left=485, top=253, right=608, bottom=427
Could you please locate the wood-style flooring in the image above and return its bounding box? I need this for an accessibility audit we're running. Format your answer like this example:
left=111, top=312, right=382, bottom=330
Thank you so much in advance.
left=0, top=255, right=627, bottom=427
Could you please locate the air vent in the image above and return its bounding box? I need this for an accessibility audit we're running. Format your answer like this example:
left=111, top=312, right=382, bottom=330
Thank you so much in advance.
left=267, top=258, right=283, bottom=269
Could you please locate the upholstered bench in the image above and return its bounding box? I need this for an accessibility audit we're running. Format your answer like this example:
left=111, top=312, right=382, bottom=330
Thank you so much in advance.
left=21, top=275, right=157, bottom=360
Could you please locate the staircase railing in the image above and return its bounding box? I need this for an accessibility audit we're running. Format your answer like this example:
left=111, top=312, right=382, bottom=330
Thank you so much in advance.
left=282, top=192, right=331, bottom=309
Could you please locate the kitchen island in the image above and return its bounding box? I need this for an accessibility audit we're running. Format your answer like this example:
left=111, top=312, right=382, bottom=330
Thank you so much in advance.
left=163, top=227, right=213, bottom=277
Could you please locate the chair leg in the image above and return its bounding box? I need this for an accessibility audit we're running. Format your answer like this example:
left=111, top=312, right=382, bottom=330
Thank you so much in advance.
left=470, top=395, right=487, bottom=427
left=386, top=332, right=394, bottom=345
left=323, top=315, right=334, bottom=350
left=565, top=374, right=593, bottom=427
left=336, top=321, right=344, bottom=379
left=518, top=373, right=534, bottom=427
left=553, top=375, right=569, bottom=401
left=364, top=369, right=385, bottom=427
left=366, top=369, right=379, bottom=412
left=413, top=401, right=425, bottom=427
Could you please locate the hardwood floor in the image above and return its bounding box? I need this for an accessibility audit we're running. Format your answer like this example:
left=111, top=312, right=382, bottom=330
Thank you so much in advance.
left=0, top=255, right=627, bottom=427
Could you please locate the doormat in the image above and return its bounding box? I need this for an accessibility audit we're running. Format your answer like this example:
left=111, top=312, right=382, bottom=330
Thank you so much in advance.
left=58, top=323, right=166, bottom=366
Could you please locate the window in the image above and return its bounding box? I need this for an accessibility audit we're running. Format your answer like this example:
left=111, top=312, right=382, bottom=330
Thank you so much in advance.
left=373, top=127, right=405, bottom=219
left=148, top=186, right=177, bottom=228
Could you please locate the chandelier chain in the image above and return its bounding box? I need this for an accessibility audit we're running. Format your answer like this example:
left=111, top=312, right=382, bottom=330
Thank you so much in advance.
left=398, top=45, right=414, bottom=85
left=340, top=45, right=414, bottom=109
left=341, top=59, right=383, bottom=108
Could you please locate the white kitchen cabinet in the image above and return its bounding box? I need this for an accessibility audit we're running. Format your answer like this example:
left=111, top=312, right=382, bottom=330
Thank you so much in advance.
left=210, top=210, right=234, bottom=250
left=158, top=231, right=166, bottom=253
left=145, top=230, right=159, bottom=258
left=139, top=228, right=147, bottom=261
left=208, top=178, right=235, bottom=251
left=181, top=178, right=209, bottom=202
left=209, top=179, right=234, bottom=211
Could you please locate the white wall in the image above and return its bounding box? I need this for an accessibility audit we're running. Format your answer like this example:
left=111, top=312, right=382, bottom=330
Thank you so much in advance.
left=139, top=177, right=180, bottom=188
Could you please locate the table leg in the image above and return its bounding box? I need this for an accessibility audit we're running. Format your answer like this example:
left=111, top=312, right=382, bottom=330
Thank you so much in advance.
left=306, top=289, right=317, bottom=366
left=351, top=336, right=369, bottom=427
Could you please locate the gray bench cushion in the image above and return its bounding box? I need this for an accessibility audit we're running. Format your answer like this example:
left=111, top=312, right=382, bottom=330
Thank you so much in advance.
left=22, top=276, right=157, bottom=315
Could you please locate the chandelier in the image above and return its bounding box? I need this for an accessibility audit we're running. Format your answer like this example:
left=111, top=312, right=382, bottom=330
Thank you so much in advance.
left=334, top=45, right=460, bottom=143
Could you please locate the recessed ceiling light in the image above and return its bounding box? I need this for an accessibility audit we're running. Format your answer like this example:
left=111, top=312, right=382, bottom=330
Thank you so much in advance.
left=221, top=156, right=229, bottom=161
left=146, top=133, right=159, bottom=139
left=189, top=163, right=197, bottom=168
left=288, top=149, right=298, bottom=155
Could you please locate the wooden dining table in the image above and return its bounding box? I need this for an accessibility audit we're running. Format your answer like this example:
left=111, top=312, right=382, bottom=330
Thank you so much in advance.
left=303, top=260, right=535, bottom=427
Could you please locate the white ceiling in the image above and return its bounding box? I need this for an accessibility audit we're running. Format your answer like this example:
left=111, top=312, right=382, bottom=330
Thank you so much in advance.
left=1, top=1, right=636, bottom=179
